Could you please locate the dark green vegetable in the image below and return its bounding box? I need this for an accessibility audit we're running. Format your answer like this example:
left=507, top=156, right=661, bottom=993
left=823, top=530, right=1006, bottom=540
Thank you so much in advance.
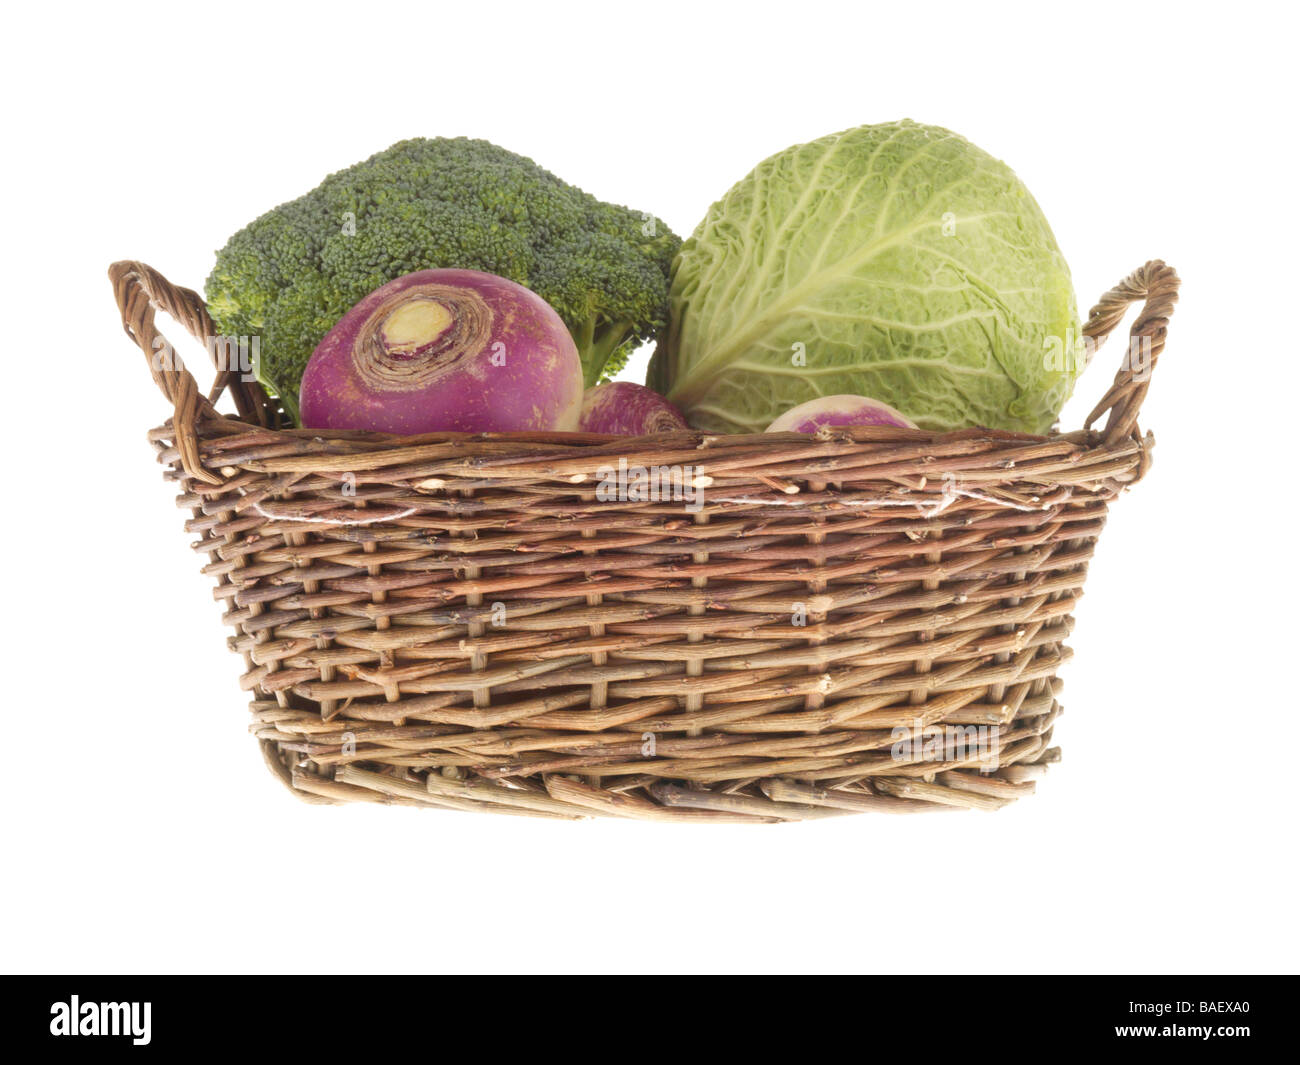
left=207, top=138, right=680, bottom=423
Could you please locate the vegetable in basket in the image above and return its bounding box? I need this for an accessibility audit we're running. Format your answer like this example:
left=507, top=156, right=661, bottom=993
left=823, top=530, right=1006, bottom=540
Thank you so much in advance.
left=578, top=382, right=688, bottom=435
left=207, top=138, right=681, bottom=424
left=766, top=394, right=916, bottom=433
left=650, top=120, right=1081, bottom=435
left=299, top=269, right=583, bottom=434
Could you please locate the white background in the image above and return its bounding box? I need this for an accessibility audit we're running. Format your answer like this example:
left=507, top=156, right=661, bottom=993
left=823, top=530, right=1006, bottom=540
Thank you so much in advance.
left=2, top=0, right=1296, bottom=974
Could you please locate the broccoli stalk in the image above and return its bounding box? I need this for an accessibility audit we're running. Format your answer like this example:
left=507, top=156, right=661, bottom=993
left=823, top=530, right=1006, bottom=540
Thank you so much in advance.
left=206, top=138, right=680, bottom=422
left=573, top=317, right=639, bottom=387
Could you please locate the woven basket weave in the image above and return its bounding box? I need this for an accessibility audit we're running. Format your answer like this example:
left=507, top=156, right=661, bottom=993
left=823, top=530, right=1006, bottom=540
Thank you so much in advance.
left=110, top=260, right=1178, bottom=821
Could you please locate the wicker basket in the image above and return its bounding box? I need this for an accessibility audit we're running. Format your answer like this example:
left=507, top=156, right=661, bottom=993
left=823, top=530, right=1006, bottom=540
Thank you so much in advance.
left=110, top=260, right=1179, bottom=821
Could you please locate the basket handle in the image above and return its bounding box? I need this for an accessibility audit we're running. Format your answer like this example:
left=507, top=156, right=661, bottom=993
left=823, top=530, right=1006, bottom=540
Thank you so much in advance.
left=108, top=260, right=274, bottom=484
left=1080, top=260, right=1180, bottom=446
left=111, top=257, right=1180, bottom=470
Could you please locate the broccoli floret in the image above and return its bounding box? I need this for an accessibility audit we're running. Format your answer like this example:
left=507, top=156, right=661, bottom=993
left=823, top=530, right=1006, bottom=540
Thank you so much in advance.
left=206, top=138, right=680, bottom=424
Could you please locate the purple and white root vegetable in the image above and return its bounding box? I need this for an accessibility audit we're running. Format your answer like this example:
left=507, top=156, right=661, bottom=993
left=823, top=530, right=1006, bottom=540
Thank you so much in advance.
left=578, top=381, right=688, bottom=435
left=300, top=269, right=584, bottom=434
left=765, top=394, right=917, bottom=434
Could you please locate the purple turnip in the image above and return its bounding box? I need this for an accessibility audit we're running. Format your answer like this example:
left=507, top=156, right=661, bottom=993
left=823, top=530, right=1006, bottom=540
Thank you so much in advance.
left=300, top=269, right=583, bottom=434
left=578, top=382, right=688, bottom=435
left=765, top=394, right=917, bottom=433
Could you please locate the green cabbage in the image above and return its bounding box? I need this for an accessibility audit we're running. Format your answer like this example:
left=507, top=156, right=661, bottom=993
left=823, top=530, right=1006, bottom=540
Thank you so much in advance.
left=652, top=120, right=1081, bottom=435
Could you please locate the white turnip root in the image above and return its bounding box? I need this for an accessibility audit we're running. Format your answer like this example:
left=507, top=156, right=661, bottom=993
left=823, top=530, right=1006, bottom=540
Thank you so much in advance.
left=578, top=382, right=688, bottom=435
left=765, top=394, right=917, bottom=433
left=300, top=269, right=583, bottom=434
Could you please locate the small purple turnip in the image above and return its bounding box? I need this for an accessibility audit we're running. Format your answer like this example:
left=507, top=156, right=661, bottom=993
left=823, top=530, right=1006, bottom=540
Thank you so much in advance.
left=578, top=382, right=688, bottom=435
left=300, top=269, right=583, bottom=434
left=765, top=394, right=917, bottom=433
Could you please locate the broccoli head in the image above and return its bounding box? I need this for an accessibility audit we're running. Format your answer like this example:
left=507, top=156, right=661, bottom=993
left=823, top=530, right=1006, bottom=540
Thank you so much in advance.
left=206, top=138, right=681, bottom=424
